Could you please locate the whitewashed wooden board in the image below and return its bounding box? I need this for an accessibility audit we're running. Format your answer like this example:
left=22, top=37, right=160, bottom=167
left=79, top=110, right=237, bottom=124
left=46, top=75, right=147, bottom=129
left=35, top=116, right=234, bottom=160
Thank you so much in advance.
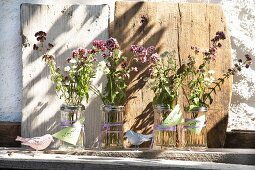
left=21, top=3, right=109, bottom=147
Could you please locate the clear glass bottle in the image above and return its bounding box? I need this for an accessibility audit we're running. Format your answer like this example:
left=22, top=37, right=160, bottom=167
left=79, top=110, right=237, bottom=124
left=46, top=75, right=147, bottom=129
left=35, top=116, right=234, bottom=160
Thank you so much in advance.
left=100, top=105, right=124, bottom=149
left=59, top=104, right=85, bottom=150
left=184, top=106, right=207, bottom=151
left=153, top=105, right=178, bottom=149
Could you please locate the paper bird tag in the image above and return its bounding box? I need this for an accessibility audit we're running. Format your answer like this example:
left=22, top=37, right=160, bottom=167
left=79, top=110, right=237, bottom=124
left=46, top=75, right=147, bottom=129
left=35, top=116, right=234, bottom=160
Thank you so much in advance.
left=184, top=115, right=206, bottom=134
left=53, top=118, right=85, bottom=145
left=162, top=104, right=183, bottom=126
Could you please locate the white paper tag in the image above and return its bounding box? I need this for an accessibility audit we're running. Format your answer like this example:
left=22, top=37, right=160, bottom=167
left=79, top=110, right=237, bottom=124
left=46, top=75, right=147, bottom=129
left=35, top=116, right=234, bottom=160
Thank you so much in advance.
left=184, top=114, right=206, bottom=134
left=162, top=104, right=184, bottom=126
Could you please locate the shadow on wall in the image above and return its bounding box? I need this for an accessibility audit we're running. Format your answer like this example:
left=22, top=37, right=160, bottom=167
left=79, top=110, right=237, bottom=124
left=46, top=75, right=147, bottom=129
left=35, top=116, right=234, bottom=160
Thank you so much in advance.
left=110, top=1, right=172, bottom=148
left=21, top=4, right=109, bottom=147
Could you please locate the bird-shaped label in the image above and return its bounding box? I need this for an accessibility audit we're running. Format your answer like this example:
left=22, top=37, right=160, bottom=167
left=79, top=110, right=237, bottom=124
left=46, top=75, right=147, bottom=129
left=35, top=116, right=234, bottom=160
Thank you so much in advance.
left=125, top=130, right=152, bottom=148
left=16, top=134, right=54, bottom=151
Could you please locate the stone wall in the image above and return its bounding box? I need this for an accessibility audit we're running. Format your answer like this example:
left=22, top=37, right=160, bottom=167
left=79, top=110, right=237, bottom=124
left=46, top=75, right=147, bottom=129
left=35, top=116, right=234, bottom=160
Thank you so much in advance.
left=0, top=0, right=254, bottom=131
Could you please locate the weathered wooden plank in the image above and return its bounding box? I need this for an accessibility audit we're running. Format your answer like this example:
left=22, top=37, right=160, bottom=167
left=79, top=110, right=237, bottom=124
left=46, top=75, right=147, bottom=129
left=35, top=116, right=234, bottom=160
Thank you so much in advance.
left=112, top=1, right=180, bottom=147
left=225, top=130, right=255, bottom=148
left=112, top=1, right=232, bottom=148
left=206, top=4, right=232, bottom=148
left=0, top=122, right=21, bottom=147
left=21, top=3, right=109, bottom=147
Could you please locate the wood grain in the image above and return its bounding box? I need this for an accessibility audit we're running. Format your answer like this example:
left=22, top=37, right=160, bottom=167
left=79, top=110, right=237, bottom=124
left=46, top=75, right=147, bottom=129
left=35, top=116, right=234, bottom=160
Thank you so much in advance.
left=0, top=122, right=21, bottom=147
left=20, top=3, right=110, bottom=148
left=112, top=1, right=232, bottom=148
left=112, top=1, right=180, bottom=147
left=225, top=130, right=255, bottom=148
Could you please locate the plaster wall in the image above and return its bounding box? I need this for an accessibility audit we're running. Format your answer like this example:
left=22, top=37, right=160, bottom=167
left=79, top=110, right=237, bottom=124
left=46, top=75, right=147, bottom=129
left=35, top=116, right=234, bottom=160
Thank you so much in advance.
left=0, top=0, right=254, bottom=131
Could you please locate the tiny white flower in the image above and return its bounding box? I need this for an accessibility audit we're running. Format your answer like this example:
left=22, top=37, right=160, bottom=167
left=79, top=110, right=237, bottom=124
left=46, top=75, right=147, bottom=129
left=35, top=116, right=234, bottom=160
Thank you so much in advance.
left=208, top=70, right=215, bottom=75
left=131, top=67, right=138, bottom=72
left=69, top=58, right=77, bottom=64
left=97, top=61, right=107, bottom=72
left=204, top=76, right=215, bottom=84
left=64, top=66, right=71, bottom=72
left=103, top=67, right=110, bottom=74
left=204, top=77, right=211, bottom=82
left=64, top=81, right=70, bottom=85
left=98, top=61, right=106, bottom=68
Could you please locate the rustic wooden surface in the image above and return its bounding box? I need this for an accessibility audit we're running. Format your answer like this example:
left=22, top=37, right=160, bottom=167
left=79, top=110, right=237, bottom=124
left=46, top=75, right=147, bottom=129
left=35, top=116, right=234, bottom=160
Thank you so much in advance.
left=20, top=3, right=109, bottom=148
left=225, top=130, right=255, bottom=148
left=0, top=122, right=21, bottom=147
left=1, top=148, right=255, bottom=169
left=111, top=1, right=232, bottom=148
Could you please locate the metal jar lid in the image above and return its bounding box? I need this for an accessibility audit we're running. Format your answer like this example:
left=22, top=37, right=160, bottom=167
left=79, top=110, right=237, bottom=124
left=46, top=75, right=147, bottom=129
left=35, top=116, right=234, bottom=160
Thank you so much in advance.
left=60, top=104, right=85, bottom=111
left=188, top=106, right=208, bottom=112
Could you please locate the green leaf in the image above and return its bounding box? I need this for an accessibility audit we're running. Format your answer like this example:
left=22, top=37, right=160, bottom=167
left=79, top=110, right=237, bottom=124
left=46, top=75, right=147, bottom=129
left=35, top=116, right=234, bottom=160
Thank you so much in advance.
left=194, top=98, right=199, bottom=105
left=188, top=105, right=199, bottom=111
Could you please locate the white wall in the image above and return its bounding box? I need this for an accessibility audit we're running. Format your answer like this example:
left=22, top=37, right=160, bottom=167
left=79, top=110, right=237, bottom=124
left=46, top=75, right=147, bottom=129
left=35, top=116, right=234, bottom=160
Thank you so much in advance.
left=0, top=0, right=254, bottom=131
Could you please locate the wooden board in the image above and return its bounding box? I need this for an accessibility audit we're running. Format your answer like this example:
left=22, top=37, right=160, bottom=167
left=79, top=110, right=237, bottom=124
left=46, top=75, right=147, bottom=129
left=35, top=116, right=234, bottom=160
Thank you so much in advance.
left=225, top=130, right=255, bottom=148
left=21, top=3, right=109, bottom=147
left=111, top=1, right=232, bottom=148
left=0, top=122, right=21, bottom=147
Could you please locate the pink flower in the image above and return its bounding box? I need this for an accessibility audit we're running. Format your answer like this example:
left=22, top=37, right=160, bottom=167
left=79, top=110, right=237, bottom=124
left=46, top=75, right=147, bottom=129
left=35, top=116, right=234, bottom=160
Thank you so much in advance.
left=147, top=46, right=156, bottom=55
left=150, top=53, right=160, bottom=63
left=106, top=37, right=119, bottom=51
left=88, top=49, right=96, bottom=54
left=139, top=56, right=147, bottom=63
left=72, top=50, right=79, bottom=57
left=102, top=53, right=107, bottom=58
left=93, top=40, right=106, bottom=51
left=78, top=48, right=87, bottom=55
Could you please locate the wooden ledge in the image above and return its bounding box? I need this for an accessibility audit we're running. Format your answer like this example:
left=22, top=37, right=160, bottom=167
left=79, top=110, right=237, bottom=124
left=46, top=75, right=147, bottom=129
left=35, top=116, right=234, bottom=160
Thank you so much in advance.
left=0, top=148, right=255, bottom=166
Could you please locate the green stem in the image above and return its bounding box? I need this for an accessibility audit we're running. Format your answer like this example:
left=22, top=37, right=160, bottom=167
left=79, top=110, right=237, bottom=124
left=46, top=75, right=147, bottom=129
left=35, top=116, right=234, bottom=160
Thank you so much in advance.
left=109, top=75, right=113, bottom=104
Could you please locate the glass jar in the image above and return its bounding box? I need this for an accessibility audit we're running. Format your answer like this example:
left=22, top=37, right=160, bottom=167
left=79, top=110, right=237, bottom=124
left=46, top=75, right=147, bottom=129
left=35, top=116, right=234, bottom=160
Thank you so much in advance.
left=184, top=106, right=208, bottom=151
left=153, top=105, right=179, bottom=149
left=99, top=105, right=124, bottom=149
left=59, top=104, right=85, bottom=150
